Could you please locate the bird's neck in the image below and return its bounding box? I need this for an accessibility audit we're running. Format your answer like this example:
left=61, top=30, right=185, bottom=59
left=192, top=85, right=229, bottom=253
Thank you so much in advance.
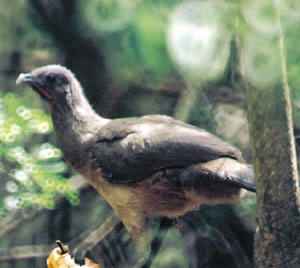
left=49, top=95, right=109, bottom=169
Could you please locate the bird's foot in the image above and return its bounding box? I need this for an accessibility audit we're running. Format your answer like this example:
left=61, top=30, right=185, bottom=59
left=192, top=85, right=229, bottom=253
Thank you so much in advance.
left=170, top=217, right=182, bottom=229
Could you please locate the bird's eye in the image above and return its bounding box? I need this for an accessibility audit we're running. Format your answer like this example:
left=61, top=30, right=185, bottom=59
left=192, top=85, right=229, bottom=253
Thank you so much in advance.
left=46, top=75, right=56, bottom=84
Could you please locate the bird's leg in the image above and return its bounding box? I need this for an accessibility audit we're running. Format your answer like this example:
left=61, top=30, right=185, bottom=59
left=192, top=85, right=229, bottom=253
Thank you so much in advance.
left=121, top=215, right=151, bottom=259
left=138, top=217, right=174, bottom=268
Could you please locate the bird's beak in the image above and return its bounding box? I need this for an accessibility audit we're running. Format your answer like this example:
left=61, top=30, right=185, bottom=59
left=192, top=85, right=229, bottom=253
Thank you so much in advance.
left=16, top=73, right=54, bottom=100
left=16, top=73, right=35, bottom=85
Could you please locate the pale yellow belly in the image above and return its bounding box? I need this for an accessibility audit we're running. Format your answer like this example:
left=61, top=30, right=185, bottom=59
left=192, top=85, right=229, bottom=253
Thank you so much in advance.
left=82, top=166, right=241, bottom=220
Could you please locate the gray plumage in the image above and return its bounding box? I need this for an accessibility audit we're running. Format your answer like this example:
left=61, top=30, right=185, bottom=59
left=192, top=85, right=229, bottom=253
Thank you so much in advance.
left=16, top=65, right=255, bottom=255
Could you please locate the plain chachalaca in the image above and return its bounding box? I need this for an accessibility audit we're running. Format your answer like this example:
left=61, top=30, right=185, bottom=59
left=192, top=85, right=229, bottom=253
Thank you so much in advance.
left=16, top=65, right=255, bottom=258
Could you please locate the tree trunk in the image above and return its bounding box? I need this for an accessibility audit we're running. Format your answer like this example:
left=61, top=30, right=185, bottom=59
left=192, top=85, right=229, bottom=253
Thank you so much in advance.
left=247, top=84, right=300, bottom=266
left=244, top=3, right=300, bottom=266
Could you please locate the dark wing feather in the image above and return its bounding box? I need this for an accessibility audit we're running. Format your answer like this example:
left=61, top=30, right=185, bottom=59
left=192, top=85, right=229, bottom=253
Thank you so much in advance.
left=194, top=158, right=255, bottom=192
left=92, top=115, right=243, bottom=184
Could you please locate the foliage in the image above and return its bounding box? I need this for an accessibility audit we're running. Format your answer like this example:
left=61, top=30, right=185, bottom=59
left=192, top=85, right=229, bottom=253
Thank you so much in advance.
left=84, top=0, right=178, bottom=87
left=75, top=0, right=300, bottom=130
left=82, top=0, right=300, bottom=98
left=1, top=0, right=300, bottom=267
left=0, top=0, right=51, bottom=54
left=0, top=92, right=79, bottom=218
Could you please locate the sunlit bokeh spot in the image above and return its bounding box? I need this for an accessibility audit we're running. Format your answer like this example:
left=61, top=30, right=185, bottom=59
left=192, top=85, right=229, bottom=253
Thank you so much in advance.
left=5, top=133, right=15, bottom=143
left=10, top=124, right=21, bottom=134
left=241, top=33, right=280, bottom=87
left=37, top=121, right=50, bottom=133
left=5, top=181, right=19, bottom=193
left=45, top=178, right=55, bottom=187
left=167, top=0, right=231, bottom=82
left=27, top=119, right=51, bottom=133
left=35, top=143, right=62, bottom=160
left=23, top=163, right=38, bottom=174
left=17, top=106, right=32, bottom=120
left=14, top=169, right=29, bottom=182
left=56, top=184, right=66, bottom=193
left=242, top=0, right=277, bottom=36
left=4, top=196, right=21, bottom=210
left=41, top=162, right=68, bottom=174
left=68, top=192, right=80, bottom=206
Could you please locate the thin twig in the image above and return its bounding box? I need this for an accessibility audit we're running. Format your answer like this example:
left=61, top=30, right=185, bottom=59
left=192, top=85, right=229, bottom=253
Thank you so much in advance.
left=0, top=212, right=120, bottom=261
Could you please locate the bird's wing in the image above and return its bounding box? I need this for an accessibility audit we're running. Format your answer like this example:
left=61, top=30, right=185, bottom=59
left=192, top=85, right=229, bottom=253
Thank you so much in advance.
left=92, top=115, right=243, bottom=184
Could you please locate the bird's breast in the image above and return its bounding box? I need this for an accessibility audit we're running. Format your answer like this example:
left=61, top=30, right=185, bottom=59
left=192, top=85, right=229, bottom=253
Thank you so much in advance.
left=79, top=162, right=205, bottom=219
left=76, top=157, right=242, bottom=221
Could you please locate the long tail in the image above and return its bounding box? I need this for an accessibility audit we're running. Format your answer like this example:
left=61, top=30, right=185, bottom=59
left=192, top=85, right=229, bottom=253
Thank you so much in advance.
left=199, top=158, right=256, bottom=192
left=172, top=158, right=256, bottom=193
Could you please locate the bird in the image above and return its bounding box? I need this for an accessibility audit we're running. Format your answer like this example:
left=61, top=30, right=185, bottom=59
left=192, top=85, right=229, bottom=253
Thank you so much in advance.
left=16, top=65, right=255, bottom=258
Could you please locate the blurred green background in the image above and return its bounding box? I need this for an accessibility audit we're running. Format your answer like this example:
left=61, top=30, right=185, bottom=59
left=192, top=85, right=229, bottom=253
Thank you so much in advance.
left=0, top=0, right=299, bottom=267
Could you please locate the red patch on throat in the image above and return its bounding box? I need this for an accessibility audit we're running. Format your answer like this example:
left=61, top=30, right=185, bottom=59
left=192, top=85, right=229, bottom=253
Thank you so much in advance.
left=34, top=85, right=53, bottom=100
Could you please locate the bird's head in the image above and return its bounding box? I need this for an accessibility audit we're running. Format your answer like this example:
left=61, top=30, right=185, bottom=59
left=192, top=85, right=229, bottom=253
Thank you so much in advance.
left=16, top=65, right=82, bottom=105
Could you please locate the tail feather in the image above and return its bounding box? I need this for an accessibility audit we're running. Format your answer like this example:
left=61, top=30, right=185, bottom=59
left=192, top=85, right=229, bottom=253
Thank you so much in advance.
left=198, top=158, right=256, bottom=192
left=172, top=158, right=256, bottom=193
